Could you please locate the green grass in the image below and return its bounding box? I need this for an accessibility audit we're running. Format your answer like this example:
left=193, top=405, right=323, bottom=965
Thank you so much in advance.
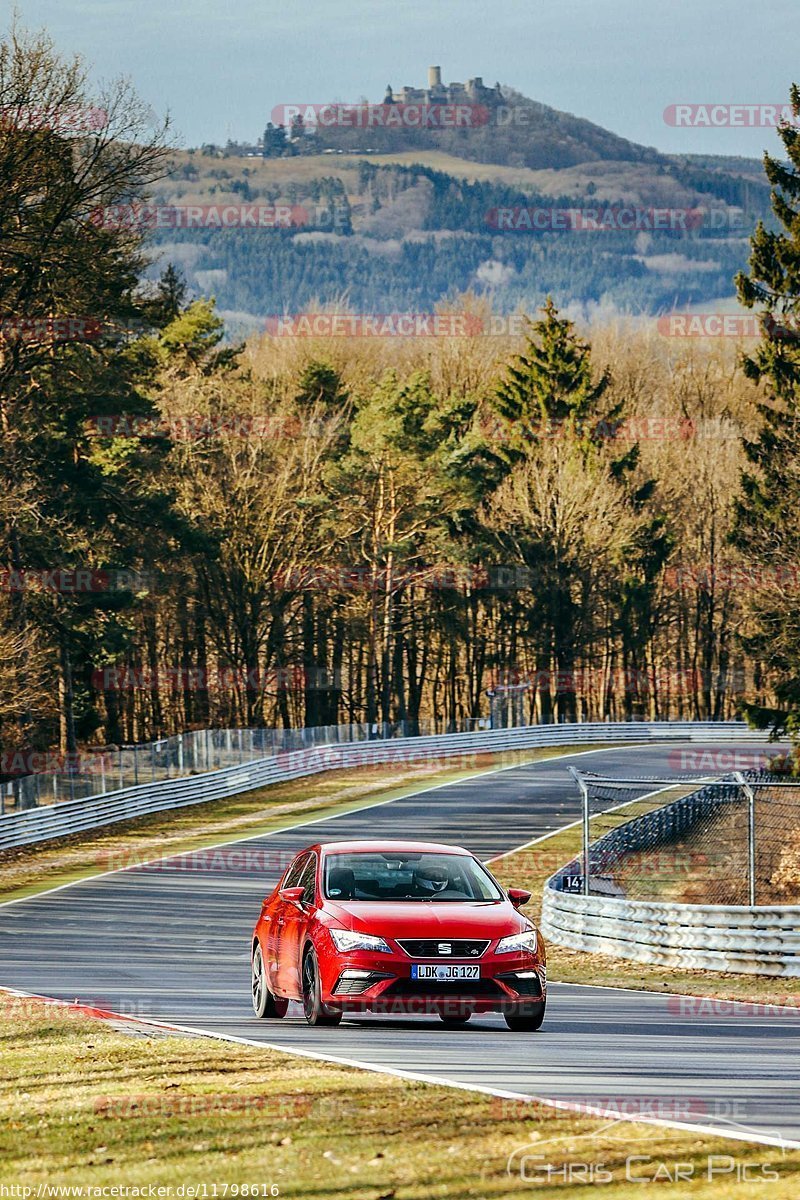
left=2, top=995, right=798, bottom=1197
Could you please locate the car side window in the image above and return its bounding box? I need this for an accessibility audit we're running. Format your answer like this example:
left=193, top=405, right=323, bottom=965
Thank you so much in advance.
left=283, top=854, right=308, bottom=889
left=297, top=854, right=318, bottom=905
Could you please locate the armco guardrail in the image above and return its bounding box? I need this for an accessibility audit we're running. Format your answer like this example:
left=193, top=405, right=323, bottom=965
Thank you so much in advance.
left=0, top=722, right=434, bottom=813
left=541, top=888, right=800, bottom=976
left=0, top=719, right=755, bottom=852
left=542, top=770, right=800, bottom=976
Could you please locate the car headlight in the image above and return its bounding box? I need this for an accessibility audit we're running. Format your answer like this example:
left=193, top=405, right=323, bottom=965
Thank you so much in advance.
left=329, top=928, right=393, bottom=954
left=496, top=929, right=538, bottom=955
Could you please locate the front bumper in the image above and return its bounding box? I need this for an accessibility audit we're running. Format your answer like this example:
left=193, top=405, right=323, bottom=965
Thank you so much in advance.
left=319, top=946, right=547, bottom=1014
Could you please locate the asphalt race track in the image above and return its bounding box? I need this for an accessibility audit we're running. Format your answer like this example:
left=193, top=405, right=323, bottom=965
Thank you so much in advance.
left=2, top=742, right=799, bottom=1147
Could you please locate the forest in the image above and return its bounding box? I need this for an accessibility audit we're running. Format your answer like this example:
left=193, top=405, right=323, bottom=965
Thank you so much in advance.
left=1, top=28, right=799, bottom=765
left=146, top=158, right=772, bottom=321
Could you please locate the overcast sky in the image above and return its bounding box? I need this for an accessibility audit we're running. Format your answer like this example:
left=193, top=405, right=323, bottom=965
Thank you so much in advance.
left=13, top=0, right=799, bottom=158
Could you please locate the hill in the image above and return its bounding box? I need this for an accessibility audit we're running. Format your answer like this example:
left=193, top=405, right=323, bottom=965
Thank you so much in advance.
left=296, top=86, right=667, bottom=171
left=137, top=78, right=774, bottom=330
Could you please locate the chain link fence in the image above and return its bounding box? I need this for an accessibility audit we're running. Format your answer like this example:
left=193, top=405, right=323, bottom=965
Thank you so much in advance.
left=555, top=768, right=800, bottom=907
left=0, top=721, right=427, bottom=815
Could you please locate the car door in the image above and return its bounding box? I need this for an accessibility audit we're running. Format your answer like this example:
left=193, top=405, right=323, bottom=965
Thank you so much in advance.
left=266, top=853, right=308, bottom=992
left=275, top=852, right=318, bottom=999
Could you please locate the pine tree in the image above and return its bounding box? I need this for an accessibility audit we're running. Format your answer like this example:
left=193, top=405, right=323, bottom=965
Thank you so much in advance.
left=487, top=300, right=640, bottom=721
left=494, top=298, right=614, bottom=447
left=733, top=86, right=800, bottom=745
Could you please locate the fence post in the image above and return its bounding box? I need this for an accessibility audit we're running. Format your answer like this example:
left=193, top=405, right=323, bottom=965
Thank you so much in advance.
left=568, top=766, right=591, bottom=896
left=734, top=771, right=756, bottom=906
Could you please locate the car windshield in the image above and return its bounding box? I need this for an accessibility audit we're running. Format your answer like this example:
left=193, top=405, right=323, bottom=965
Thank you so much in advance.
left=322, top=851, right=503, bottom=902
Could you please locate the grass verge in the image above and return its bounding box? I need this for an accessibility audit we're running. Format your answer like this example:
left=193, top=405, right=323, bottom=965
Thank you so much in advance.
left=1, top=996, right=797, bottom=1197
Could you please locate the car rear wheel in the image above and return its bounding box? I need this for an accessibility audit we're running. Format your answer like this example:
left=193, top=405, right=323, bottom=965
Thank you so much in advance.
left=252, top=943, right=289, bottom=1019
left=302, top=948, right=342, bottom=1027
left=504, top=999, right=546, bottom=1031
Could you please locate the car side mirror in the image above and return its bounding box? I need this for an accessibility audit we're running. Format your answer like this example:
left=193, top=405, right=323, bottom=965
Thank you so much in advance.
left=279, top=885, right=306, bottom=905
left=508, top=887, right=532, bottom=909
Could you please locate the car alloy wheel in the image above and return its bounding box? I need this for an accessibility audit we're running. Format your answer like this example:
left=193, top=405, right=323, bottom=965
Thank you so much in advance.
left=302, top=947, right=342, bottom=1027
left=251, top=943, right=289, bottom=1019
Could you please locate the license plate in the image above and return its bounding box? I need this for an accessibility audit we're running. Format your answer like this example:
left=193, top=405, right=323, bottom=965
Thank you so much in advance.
left=411, top=964, right=481, bottom=981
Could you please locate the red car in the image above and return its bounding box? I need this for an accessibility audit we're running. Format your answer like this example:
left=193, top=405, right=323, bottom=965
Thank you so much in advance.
left=250, top=839, right=546, bottom=1030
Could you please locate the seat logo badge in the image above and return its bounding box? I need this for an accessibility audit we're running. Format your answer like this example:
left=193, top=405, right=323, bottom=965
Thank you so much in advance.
left=439, top=943, right=452, bottom=955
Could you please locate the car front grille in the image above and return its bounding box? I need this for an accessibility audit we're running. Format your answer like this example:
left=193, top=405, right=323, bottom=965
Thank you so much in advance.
left=397, top=938, right=490, bottom=959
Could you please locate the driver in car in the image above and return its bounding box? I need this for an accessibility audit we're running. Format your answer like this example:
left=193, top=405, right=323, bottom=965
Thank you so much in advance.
left=413, top=861, right=459, bottom=897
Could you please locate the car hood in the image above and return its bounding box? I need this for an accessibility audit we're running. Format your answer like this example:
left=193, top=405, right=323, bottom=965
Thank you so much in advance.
left=324, top=899, right=529, bottom=940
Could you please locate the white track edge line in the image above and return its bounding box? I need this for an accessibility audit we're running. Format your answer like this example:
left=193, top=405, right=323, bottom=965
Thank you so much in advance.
left=1, top=984, right=793, bottom=1152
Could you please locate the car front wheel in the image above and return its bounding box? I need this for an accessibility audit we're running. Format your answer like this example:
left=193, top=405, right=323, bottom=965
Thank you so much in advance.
left=252, top=943, right=289, bottom=1019
left=302, top=947, right=342, bottom=1027
left=504, top=999, right=546, bottom=1031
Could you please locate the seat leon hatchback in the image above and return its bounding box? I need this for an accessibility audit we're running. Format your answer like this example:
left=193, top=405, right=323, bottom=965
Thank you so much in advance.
left=250, top=839, right=546, bottom=1030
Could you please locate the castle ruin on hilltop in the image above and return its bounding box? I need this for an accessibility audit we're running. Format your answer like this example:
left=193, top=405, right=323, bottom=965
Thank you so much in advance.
left=384, top=66, right=503, bottom=108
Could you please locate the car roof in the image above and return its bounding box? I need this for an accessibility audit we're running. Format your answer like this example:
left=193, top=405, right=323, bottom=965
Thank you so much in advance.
left=311, top=840, right=473, bottom=857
